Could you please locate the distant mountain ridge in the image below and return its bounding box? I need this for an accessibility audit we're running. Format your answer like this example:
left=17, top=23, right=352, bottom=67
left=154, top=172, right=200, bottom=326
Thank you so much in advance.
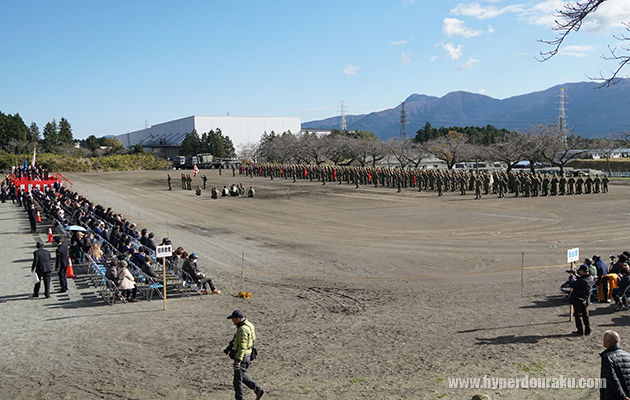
left=302, top=80, right=630, bottom=139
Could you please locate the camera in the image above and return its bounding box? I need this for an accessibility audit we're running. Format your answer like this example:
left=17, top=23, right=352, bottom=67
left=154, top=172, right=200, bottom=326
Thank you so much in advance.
left=224, top=340, right=236, bottom=359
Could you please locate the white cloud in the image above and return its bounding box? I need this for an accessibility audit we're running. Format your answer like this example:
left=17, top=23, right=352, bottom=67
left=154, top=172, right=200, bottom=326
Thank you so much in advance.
left=343, top=65, right=359, bottom=75
left=477, top=88, right=487, bottom=94
left=430, top=55, right=439, bottom=62
left=401, top=52, right=412, bottom=64
left=390, top=39, right=408, bottom=45
left=442, top=18, right=483, bottom=38
left=451, top=2, right=524, bottom=20
left=487, top=25, right=495, bottom=34
left=580, top=0, right=630, bottom=33
left=458, top=57, right=479, bottom=72
left=443, top=43, right=464, bottom=60
left=403, top=0, right=416, bottom=5
left=451, top=0, right=630, bottom=33
left=519, top=0, right=565, bottom=27
left=559, top=45, right=597, bottom=57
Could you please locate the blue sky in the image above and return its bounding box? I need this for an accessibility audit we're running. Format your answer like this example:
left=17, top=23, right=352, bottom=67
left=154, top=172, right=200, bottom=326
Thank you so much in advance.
left=1, top=0, right=629, bottom=145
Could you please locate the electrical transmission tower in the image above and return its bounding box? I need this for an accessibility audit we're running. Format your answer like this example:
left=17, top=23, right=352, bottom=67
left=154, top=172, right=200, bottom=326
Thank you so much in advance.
left=339, top=100, right=347, bottom=132
left=400, top=101, right=407, bottom=140
left=557, top=88, right=568, bottom=141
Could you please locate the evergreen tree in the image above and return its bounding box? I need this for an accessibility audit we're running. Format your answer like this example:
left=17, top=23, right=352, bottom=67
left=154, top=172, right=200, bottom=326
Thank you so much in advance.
left=42, top=119, right=59, bottom=152
left=0, top=111, right=28, bottom=152
left=27, top=122, right=40, bottom=143
left=58, top=117, right=74, bottom=146
left=180, top=129, right=201, bottom=156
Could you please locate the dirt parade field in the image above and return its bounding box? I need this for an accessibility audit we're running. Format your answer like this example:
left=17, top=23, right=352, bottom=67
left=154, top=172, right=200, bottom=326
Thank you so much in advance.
left=2, top=169, right=630, bottom=400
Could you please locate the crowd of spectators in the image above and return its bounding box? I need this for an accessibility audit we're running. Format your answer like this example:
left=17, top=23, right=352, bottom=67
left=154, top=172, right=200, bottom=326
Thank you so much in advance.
left=4, top=166, right=220, bottom=302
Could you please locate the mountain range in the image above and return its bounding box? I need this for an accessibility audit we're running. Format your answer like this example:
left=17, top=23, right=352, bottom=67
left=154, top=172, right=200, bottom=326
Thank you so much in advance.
left=302, top=80, right=630, bottom=139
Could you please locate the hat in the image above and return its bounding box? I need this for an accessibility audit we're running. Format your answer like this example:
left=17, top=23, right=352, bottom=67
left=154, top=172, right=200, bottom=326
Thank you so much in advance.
left=593, top=255, right=600, bottom=261
left=584, top=258, right=593, bottom=265
left=190, top=253, right=198, bottom=259
left=36, top=241, right=44, bottom=248
left=53, top=235, right=62, bottom=243
left=578, top=264, right=589, bottom=272
left=227, top=310, right=245, bottom=319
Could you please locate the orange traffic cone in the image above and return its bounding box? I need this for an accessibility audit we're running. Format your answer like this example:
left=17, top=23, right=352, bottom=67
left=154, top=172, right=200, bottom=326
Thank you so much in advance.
left=66, top=257, right=76, bottom=278
left=36, top=211, right=41, bottom=223
left=47, top=228, right=53, bottom=243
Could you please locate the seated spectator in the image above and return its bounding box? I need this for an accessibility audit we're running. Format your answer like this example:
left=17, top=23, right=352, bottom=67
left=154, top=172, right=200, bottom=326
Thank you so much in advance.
left=610, top=254, right=628, bottom=275
left=105, top=258, right=119, bottom=286
left=182, top=253, right=220, bottom=294
left=117, top=260, right=138, bottom=302
left=583, top=258, right=596, bottom=278
left=131, top=247, right=145, bottom=267
left=93, top=222, right=109, bottom=242
left=145, top=233, right=156, bottom=252
left=171, top=247, right=184, bottom=268
left=88, top=242, right=105, bottom=264
left=593, top=255, right=608, bottom=285
left=139, top=228, right=148, bottom=246
left=614, top=267, right=630, bottom=310
left=140, top=255, right=159, bottom=279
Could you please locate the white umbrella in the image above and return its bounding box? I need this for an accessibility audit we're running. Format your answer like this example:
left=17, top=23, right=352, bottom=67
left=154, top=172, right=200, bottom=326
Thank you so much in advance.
left=67, top=225, right=87, bottom=232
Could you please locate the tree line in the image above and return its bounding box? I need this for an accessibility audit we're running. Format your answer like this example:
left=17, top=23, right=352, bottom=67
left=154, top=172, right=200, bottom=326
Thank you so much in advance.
left=238, top=122, right=627, bottom=175
left=179, top=128, right=236, bottom=158
left=0, top=111, right=76, bottom=155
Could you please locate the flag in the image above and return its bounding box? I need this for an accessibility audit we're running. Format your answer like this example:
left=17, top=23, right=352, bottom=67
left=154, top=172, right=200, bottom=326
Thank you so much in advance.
left=489, top=173, right=494, bottom=191
left=193, top=165, right=199, bottom=177
left=31, top=148, right=37, bottom=167
left=23, top=158, right=27, bottom=172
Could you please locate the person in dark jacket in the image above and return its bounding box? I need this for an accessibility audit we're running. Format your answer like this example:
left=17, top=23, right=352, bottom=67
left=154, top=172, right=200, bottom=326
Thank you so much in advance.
left=54, top=236, right=70, bottom=293
left=28, top=204, right=37, bottom=233
left=31, top=242, right=53, bottom=298
left=614, top=267, right=630, bottom=311
left=600, top=330, right=630, bottom=400
left=594, top=255, right=609, bottom=285
left=569, top=264, right=595, bottom=336
left=182, top=253, right=220, bottom=294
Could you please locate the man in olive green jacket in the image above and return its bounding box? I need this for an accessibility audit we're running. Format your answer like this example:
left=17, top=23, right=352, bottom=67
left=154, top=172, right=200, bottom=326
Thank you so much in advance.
left=228, top=310, right=264, bottom=400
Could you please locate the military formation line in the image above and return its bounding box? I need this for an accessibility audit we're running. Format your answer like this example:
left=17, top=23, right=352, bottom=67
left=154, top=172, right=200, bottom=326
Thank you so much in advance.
left=230, top=164, right=608, bottom=199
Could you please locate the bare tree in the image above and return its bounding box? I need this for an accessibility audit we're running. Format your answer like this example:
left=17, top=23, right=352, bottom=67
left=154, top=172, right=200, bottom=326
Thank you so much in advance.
left=298, top=131, right=327, bottom=165
left=323, top=135, right=350, bottom=165
left=489, top=131, right=537, bottom=173
left=388, top=138, right=413, bottom=169
left=404, top=142, right=428, bottom=168
left=366, top=139, right=387, bottom=168
left=539, top=0, right=630, bottom=87
left=534, top=124, right=590, bottom=173
left=593, top=135, right=623, bottom=175
left=238, top=142, right=260, bottom=163
left=425, top=130, right=471, bottom=170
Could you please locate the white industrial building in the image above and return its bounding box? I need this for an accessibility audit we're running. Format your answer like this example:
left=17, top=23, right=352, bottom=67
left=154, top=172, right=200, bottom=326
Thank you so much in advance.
left=116, top=115, right=301, bottom=159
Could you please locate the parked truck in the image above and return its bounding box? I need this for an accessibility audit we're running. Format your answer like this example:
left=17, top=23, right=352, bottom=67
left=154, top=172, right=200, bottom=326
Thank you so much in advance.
left=197, top=153, right=214, bottom=168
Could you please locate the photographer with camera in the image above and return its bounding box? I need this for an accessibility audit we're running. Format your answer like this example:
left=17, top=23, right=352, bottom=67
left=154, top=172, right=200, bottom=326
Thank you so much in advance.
left=568, top=264, right=595, bottom=336
left=225, top=309, right=264, bottom=400
left=599, top=254, right=628, bottom=302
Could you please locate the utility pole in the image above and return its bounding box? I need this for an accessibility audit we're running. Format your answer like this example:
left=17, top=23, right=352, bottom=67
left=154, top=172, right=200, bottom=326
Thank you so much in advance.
left=557, top=88, right=568, bottom=144
left=340, top=100, right=347, bottom=132
left=400, top=101, right=407, bottom=140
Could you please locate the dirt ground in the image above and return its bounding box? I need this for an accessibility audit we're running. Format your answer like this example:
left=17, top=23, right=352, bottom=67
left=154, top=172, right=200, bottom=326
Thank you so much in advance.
left=2, top=169, right=629, bottom=400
